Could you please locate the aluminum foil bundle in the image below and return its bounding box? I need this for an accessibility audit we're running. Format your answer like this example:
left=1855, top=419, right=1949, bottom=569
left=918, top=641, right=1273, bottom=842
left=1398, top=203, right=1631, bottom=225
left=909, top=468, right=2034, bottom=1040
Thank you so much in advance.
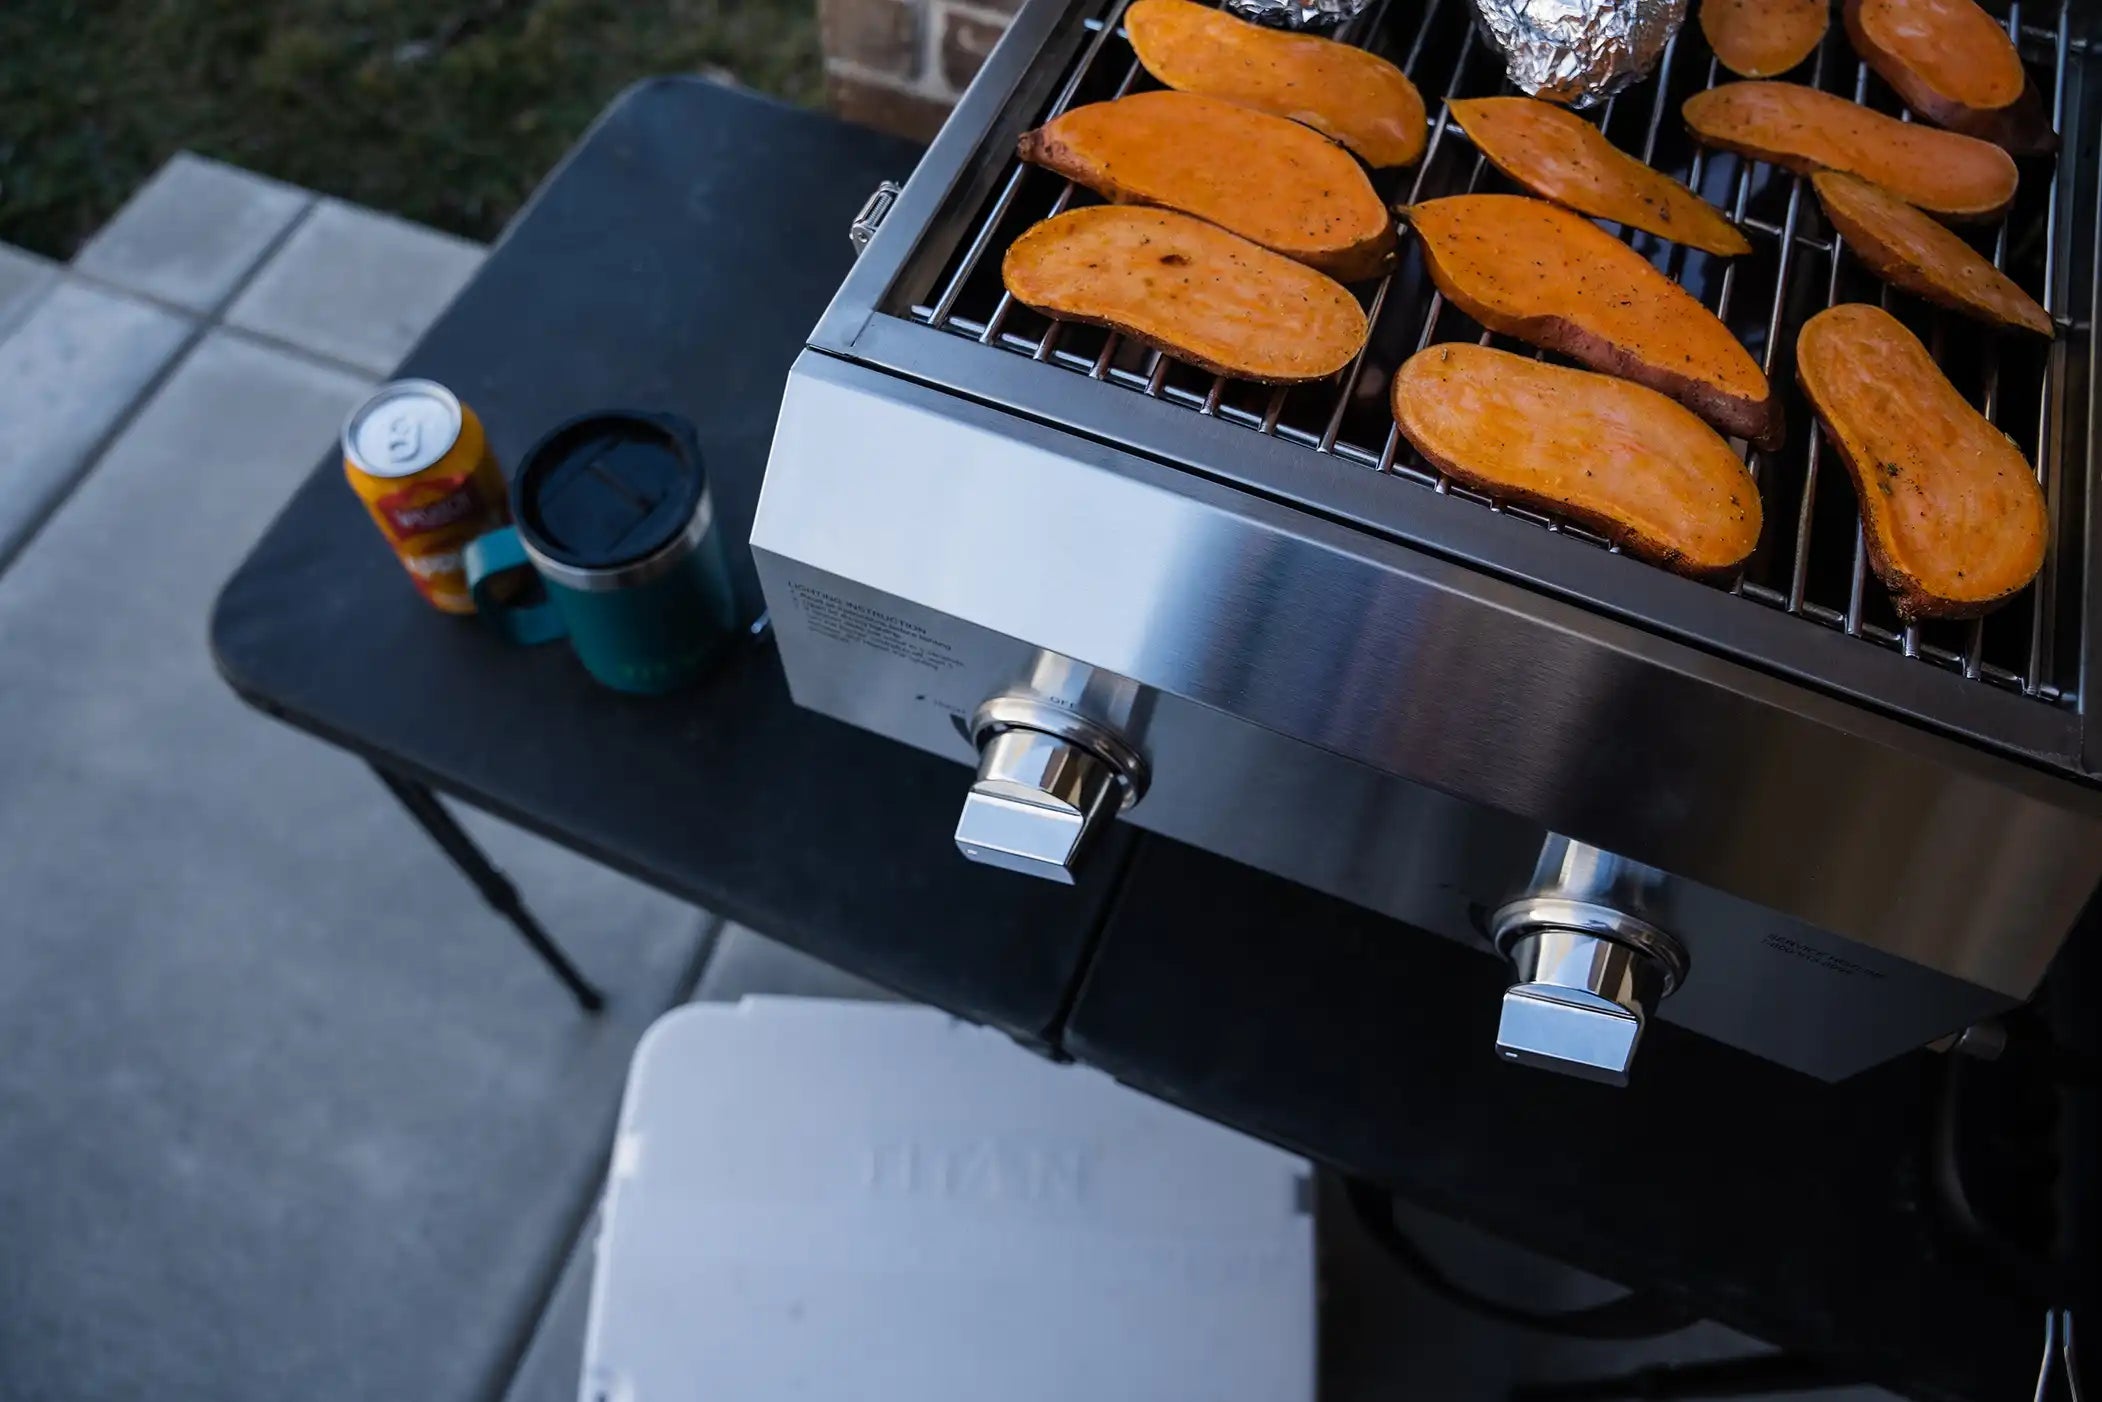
left=1221, top=0, right=1373, bottom=30
left=1471, top=0, right=1687, bottom=106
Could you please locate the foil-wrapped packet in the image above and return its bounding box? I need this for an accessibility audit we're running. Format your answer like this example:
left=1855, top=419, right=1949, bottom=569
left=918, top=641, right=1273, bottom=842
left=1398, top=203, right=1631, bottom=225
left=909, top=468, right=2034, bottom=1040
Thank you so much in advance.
left=1471, top=0, right=1687, bottom=106
left=1221, top=0, right=1374, bottom=30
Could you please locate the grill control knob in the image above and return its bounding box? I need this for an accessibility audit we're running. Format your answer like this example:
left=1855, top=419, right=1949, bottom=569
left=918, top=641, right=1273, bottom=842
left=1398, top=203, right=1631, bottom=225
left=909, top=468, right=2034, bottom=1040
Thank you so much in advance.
left=1488, top=897, right=1687, bottom=1087
left=954, top=697, right=1147, bottom=884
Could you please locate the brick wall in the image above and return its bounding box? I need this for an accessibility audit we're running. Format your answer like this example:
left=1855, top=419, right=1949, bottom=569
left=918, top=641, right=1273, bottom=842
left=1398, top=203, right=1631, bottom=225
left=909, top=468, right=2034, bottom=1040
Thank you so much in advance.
left=820, top=0, right=1022, bottom=141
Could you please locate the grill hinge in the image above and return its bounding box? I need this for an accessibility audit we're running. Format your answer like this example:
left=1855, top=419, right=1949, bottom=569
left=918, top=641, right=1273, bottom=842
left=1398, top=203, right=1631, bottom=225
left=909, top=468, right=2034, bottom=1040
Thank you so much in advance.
left=850, top=181, right=904, bottom=256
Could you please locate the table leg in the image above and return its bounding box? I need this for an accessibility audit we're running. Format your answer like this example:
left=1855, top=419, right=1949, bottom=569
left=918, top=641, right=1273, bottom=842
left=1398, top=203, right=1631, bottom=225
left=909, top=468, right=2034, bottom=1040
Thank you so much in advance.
left=370, top=765, right=606, bottom=1012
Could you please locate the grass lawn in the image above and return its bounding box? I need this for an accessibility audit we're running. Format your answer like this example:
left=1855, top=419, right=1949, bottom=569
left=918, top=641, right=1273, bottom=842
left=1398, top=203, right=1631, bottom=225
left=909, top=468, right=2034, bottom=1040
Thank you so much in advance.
left=0, top=0, right=822, bottom=259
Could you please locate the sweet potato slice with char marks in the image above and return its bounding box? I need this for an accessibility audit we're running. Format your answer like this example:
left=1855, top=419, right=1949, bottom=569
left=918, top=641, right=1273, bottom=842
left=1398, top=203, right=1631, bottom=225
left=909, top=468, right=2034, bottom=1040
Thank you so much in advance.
left=1700, top=0, right=1829, bottom=78
left=1393, top=343, right=1762, bottom=577
left=1684, top=82, right=2019, bottom=220
left=1406, top=194, right=1778, bottom=445
left=1002, top=205, right=1368, bottom=383
left=1796, top=302, right=2046, bottom=620
left=1448, top=97, right=1750, bottom=257
left=1018, top=91, right=1396, bottom=281
left=1124, top=0, right=1426, bottom=167
left=1811, top=172, right=2051, bottom=335
left=1844, top=0, right=2055, bottom=153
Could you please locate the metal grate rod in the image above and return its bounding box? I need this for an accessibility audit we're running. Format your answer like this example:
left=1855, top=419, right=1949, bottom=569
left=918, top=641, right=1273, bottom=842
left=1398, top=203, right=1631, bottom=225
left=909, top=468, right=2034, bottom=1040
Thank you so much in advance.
left=1314, top=0, right=1459, bottom=452
left=1961, top=0, right=2033, bottom=679
left=925, top=0, right=1140, bottom=329
left=1738, top=216, right=1835, bottom=253
left=1737, top=45, right=1827, bottom=496
left=1340, top=0, right=1407, bottom=55
left=1960, top=262, right=2000, bottom=675
left=1634, top=31, right=1677, bottom=160
left=1375, top=26, right=1489, bottom=474
left=2087, top=29, right=2102, bottom=705
left=1723, top=38, right=1826, bottom=467
left=1380, top=141, right=1496, bottom=483
left=1008, top=56, right=1147, bottom=358
left=1899, top=310, right=1952, bottom=658
left=1834, top=62, right=1881, bottom=636
left=1841, top=277, right=1904, bottom=637
left=2026, top=3, right=2075, bottom=695
left=1679, top=57, right=1724, bottom=239
left=1241, top=0, right=1427, bottom=433
left=1788, top=204, right=1854, bottom=613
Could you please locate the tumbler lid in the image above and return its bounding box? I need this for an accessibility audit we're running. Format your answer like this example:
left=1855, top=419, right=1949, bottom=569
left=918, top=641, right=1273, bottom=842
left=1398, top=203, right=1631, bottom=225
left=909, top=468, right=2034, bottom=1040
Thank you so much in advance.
left=516, top=413, right=705, bottom=574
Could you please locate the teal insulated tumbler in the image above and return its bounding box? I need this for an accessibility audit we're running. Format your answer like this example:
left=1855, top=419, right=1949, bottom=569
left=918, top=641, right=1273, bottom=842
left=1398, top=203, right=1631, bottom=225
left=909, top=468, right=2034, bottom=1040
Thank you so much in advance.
left=464, top=412, right=738, bottom=694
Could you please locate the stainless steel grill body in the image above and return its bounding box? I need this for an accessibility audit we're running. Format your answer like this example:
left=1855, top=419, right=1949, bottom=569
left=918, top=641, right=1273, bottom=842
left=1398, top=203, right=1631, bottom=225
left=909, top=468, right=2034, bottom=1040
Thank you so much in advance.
left=753, top=0, right=2102, bottom=1078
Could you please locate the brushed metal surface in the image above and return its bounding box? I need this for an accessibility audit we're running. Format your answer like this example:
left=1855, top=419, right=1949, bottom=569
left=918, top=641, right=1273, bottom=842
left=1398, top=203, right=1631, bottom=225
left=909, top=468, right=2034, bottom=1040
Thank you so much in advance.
left=751, top=359, right=2102, bottom=1033
left=841, top=309, right=2085, bottom=770
left=755, top=546, right=2028, bottom=1078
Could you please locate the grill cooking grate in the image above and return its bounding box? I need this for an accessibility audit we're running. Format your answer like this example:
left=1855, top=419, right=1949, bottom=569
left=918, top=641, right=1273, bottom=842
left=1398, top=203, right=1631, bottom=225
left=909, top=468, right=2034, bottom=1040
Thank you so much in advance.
left=909, top=0, right=2091, bottom=704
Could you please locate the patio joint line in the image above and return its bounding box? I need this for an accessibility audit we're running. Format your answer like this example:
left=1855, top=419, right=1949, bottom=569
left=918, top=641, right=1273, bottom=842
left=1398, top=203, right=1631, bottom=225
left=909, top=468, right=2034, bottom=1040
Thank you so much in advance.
left=0, top=196, right=331, bottom=583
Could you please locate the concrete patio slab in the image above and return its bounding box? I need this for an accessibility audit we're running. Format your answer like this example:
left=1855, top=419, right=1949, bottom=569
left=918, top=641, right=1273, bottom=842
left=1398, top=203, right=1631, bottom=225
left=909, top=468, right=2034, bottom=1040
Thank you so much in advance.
left=0, top=243, right=54, bottom=336
left=501, top=1213, right=599, bottom=1402
left=72, top=153, right=311, bottom=315
left=0, top=279, right=192, bottom=569
left=225, top=199, right=483, bottom=375
left=0, top=328, right=704, bottom=1402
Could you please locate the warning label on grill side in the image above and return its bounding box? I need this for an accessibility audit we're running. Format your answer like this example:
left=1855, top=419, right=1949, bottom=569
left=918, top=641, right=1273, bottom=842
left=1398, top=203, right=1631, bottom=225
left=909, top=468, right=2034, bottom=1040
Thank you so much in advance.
left=1761, top=932, right=1886, bottom=980
left=788, top=582, right=963, bottom=674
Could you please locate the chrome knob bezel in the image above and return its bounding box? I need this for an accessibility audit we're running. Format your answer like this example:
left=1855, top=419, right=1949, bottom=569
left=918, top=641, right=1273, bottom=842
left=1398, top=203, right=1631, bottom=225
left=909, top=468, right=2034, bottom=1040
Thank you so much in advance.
left=1487, top=895, right=1689, bottom=1087
left=952, top=695, right=1148, bottom=884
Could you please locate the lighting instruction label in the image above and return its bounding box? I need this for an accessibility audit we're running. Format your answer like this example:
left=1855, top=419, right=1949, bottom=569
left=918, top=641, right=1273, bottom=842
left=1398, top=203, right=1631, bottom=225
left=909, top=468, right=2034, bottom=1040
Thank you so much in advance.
left=1761, top=931, right=1886, bottom=980
left=787, top=582, right=963, bottom=674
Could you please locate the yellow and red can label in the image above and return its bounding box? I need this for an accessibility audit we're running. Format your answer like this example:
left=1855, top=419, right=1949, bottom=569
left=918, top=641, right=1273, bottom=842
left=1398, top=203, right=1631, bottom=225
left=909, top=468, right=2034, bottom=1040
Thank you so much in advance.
left=343, top=381, right=509, bottom=615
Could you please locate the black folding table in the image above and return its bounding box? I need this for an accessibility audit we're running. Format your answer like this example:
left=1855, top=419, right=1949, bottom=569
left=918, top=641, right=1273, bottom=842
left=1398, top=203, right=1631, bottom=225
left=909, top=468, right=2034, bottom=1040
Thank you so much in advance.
left=211, top=77, right=2074, bottom=1402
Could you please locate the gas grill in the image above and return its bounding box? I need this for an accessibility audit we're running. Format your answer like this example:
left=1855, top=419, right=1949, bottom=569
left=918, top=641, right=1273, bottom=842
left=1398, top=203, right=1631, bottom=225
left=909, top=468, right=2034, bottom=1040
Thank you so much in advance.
left=751, top=0, right=2102, bottom=1081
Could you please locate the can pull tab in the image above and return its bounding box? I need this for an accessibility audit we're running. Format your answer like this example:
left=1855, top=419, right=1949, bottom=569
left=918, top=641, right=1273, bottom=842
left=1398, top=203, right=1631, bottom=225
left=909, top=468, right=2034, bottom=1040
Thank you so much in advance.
left=850, top=181, right=904, bottom=256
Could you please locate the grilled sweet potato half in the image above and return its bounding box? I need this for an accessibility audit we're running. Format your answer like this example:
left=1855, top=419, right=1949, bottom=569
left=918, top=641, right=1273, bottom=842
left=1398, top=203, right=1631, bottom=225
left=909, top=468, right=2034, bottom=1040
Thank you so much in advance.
left=1002, top=206, right=1368, bottom=383
left=1844, top=0, right=2055, bottom=153
left=1018, top=91, right=1396, bottom=281
left=1406, top=195, right=1778, bottom=444
left=1448, top=97, right=1750, bottom=256
left=1797, top=303, right=2046, bottom=620
left=1393, top=344, right=1762, bottom=577
left=1811, top=172, right=2052, bottom=335
left=1684, top=82, right=2019, bottom=221
left=1124, top=0, right=1427, bottom=167
left=1699, top=0, right=1829, bottom=78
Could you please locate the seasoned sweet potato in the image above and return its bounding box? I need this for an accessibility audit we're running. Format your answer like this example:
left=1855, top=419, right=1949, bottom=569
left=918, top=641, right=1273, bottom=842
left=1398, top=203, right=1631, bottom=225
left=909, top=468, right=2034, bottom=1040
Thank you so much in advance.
left=1683, top=82, right=2019, bottom=221
left=1002, top=206, right=1367, bottom=383
left=1406, top=195, right=1778, bottom=444
left=1699, top=0, right=1828, bottom=78
left=1124, top=0, right=1426, bottom=167
left=1393, top=344, right=1762, bottom=576
left=1448, top=97, right=1750, bottom=256
left=1811, top=172, right=2051, bottom=335
left=1797, top=302, right=2045, bottom=619
left=1018, top=91, right=1396, bottom=281
left=1844, top=0, right=2054, bottom=153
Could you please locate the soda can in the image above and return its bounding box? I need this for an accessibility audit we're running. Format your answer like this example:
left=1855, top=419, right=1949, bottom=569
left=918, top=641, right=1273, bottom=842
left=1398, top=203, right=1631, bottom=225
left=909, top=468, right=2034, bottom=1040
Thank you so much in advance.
left=342, top=379, right=510, bottom=614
